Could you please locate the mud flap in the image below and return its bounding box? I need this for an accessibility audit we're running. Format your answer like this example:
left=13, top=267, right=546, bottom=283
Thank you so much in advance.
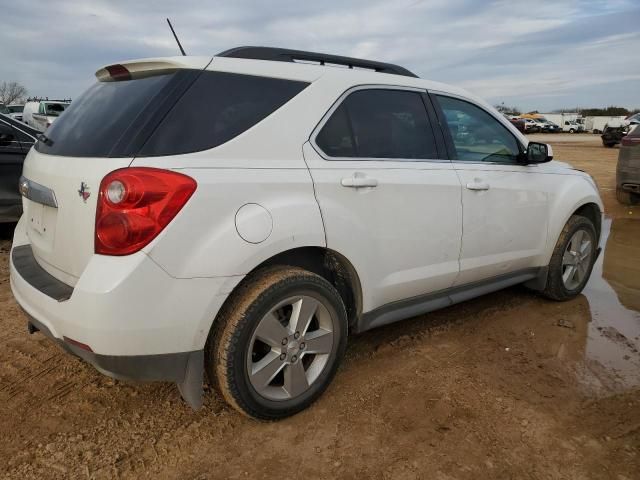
left=177, top=350, right=204, bottom=409
left=523, top=266, right=549, bottom=291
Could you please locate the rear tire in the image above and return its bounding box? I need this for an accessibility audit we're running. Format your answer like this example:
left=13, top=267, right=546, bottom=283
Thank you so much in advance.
left=542, top=215, right=597, bottom=301
left=206, top=266, right=348, bottom=420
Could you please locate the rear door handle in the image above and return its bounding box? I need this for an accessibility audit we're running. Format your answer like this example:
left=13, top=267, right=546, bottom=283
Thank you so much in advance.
left=466, top=181, right=490, bottom=191
left=341, top=175, right=378, bottom=188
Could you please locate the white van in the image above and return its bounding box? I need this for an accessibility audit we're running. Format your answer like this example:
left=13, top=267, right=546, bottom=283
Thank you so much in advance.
left=22, top=100, right=70, bottom=132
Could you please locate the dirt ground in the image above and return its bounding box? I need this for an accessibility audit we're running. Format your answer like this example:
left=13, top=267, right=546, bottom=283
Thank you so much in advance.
left=1, top=134, right=638, bottom=479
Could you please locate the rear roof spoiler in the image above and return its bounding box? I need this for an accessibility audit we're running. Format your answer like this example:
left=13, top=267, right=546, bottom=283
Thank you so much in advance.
left=95, top=57, right=212, bottom=82
left=217, top=46, right=418, bottom=78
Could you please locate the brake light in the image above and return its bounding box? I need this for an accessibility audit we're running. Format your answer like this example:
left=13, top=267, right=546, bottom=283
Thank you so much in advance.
left=105, top=64, right=132, bottom=81
left=95, top=168, right=196, bottom=255
left=621, top=136, right=640, bottom=147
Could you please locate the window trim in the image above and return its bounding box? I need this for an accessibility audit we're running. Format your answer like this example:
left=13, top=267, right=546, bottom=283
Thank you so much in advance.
left=429, top=91, right=526, bottom=165
left=310, top=84, right=449, bottom=162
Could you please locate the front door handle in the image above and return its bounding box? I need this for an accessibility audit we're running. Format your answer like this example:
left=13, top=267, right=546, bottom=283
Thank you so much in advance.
left=341, top=174, right=378, bottom=188
left=466, top=181, right=490, bottom=191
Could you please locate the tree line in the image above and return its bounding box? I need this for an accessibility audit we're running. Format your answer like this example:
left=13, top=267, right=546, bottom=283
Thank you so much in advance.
left=495, top=102, right=640, bottom=117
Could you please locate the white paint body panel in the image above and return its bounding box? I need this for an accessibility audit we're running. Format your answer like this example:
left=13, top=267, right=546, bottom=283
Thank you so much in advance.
left=10, top=54, right=603, bottom=358
left=303, top=143, right=462, bottom=312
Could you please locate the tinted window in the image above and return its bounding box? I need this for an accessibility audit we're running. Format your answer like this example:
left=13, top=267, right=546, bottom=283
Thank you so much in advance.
left=36, top=73, right=178, bottom=157
left=139, top=72, right=308, bottom=157
left=437, top=96, right=520, bottom=163
left=315, top=104, right=354, bottom=157
left=8, top=105, right=24, bottom=113
left=316, top=89, right=438, bottom=159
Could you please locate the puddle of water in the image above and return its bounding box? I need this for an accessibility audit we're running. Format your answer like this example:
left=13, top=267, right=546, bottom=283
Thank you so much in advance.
left=581, top=216, right=640, bottom=389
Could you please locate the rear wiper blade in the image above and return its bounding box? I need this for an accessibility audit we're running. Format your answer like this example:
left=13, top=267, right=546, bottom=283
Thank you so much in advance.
left=37, top=134, right=54, bottom=146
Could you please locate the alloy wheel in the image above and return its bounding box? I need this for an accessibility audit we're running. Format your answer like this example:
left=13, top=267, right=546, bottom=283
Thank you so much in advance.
left=247, top=295, right=335, bottom=401
left=562, top=229, right=593, bottom=290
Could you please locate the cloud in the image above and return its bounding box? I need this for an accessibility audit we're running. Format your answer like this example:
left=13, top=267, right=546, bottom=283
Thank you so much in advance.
left=0, top=0, right=638, bottom=111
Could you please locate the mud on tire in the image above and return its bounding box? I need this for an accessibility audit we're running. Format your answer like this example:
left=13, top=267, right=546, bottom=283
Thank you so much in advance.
left=205, top=266, right=348, bottom=420
left=542, top=215, right=597, bottom=301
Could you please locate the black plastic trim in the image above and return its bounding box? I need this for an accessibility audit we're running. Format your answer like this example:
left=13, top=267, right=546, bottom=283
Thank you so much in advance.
left=12, top=245, right=74, bottom=301
left=217, top=46, right=419, bottom=78
left=24, top=314, right=204, bottom=409
left=357, top=267, right=542, bottom=333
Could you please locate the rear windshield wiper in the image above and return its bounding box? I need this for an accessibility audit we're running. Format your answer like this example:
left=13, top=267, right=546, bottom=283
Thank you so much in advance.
left=37, top=134, right=54, bottom=146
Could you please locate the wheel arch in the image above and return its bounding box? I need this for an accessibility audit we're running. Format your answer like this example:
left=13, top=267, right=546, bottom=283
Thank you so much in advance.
left=545, top=178, right=603, bottom=265
left=573, top=202, right=602, bottom=240
left=211, top=246, right=363, bottom=335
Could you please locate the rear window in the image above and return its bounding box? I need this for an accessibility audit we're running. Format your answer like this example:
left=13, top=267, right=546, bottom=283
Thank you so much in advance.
left=36, top=70, right=308, bottom=158
left=36, top=73, right=178, bottom=157
left=8, top=105, right=23, bottom=113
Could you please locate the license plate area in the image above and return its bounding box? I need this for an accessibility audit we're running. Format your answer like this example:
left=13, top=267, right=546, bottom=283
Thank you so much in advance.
left=30, top=203, right=46, bottom=234
left=26, top=200, right=57, bottom=253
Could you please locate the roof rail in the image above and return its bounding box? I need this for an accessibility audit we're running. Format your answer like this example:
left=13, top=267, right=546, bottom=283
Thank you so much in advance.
left=216, top=46, right=418, bottom=78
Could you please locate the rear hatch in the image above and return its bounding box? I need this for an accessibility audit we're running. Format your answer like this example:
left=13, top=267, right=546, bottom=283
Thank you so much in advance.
left=21, top=57, right=212, bottom=285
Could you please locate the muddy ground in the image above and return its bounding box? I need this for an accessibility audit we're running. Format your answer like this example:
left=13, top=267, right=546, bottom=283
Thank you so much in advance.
left=0, top=134, right=638, bottom=479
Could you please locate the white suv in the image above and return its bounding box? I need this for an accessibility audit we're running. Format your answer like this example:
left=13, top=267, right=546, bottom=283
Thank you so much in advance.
left=10, top=47, right=603, bottom=419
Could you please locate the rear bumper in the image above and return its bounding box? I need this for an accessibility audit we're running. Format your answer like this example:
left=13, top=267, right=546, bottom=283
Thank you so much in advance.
left=9, top=216, right=243, bottom=406
left=24, top=312, right=202, bottom=383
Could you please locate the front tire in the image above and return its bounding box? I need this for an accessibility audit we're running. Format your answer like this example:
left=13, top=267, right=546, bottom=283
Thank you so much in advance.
left=542, top=215, right=597, bottom=301
left=207, top=266, right=348, bottom=420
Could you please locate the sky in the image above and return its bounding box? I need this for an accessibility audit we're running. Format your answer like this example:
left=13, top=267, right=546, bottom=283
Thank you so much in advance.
left=1, top=0, right=639, bottom=112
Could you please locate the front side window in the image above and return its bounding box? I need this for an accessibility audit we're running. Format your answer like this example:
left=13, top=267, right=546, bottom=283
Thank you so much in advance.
left=316, top=89, right=438, bottom=160
left=436, top=95, right=521, bottom=163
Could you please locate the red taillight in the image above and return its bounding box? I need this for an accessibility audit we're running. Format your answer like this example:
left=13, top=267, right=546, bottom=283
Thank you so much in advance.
left=105, top=64, right=132, bottom=81
left=621, top=136, right=640, bottom=147
left=95, top=168, right=197, bottom=255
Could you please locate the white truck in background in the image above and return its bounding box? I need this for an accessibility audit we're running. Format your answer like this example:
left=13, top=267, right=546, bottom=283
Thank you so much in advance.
left=584, top=116, right=627, bottom=134
left=22, top=99, right=71, bottom=132
left=542, top=113, right=585, bottom=133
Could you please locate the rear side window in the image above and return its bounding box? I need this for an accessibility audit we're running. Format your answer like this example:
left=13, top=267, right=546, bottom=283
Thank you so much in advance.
left=315, top=89, right=438, bottom=160
left=139, top=72, right=308, bottom=157
left=36, top=71, right=308, bottom=158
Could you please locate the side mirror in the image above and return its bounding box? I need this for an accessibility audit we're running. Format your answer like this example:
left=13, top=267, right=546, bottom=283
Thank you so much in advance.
left=525, top=142, right=553, bottom=164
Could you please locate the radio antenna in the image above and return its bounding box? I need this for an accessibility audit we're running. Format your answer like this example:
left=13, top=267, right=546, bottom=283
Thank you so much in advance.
left=166, top=18, right=186, bottom=56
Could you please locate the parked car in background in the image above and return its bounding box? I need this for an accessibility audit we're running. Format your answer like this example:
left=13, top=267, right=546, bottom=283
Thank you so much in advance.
left=602, top=124, right=629, bottom=148
left=0, top=113, right=39, bottom=221
left=22, top=99, right=70, bottom=132
left=544, top=113, right=584, bottom=131
left=563, top=120, right=584, bottom=133
left=544, top=121, right=562, bottom=133
left=616, top=123, right=640, bottom=204
left=6, top=104, right=25, bottom=122
left=505, top=115, right=525, bottom=132
left=521, top=118, right=540, bottom=133
left=11, top=47, right=603, bottom=420
left=625, top=112, right=640, bottom=124
left=585, top=116, right=627, bottom=134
